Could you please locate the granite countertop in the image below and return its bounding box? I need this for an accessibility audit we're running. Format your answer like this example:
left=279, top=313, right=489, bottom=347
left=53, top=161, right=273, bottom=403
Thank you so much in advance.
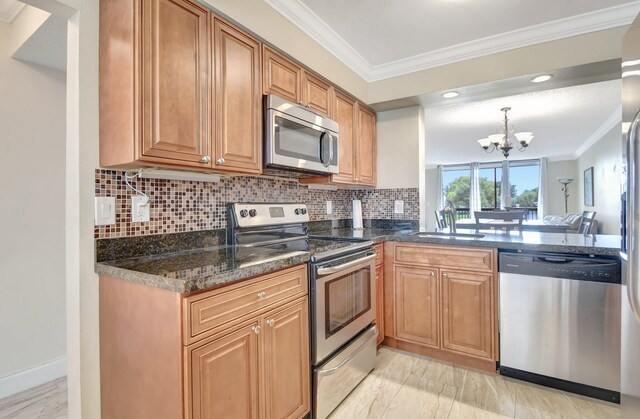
left=96, top=244, right=310, bottom=293
left=311, top=228, right=622, bottom=256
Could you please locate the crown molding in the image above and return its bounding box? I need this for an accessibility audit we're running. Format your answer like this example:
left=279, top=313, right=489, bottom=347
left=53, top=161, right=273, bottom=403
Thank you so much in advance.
left=264, top=0, right=640, bottom=82
left=0, top=1, right=25, bottom=23
left=574, top=105, right=622, bottom=158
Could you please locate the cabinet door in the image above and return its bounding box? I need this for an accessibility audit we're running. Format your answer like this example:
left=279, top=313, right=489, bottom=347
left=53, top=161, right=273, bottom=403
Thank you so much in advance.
left=394, top=266, right=439, bottom=348
left=262, top=298, right=311, bottom=419
left=331, top=90, right=356, bottom=184
left=302, top=71, right=332, bottom=117
left=213, top=18, right=262, bottom=173
left=140, top=0, right=210, bottom=166
left=375, top=265, right=384, bottom=345
left=441, top=270, right=494, bottom=359
left=188, top=322, right=260, bottom=419
left=263, top=46, right=302, bottom=103
left=355, top=104, right=377, bottom=186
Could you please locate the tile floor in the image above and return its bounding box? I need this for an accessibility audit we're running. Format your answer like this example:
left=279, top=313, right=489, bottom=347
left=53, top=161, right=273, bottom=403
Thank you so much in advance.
left=328, top=347, right=620, bottom=419
left=0, top=377, right=67, bottom=418
left=0, top=348, right=620, bottom=419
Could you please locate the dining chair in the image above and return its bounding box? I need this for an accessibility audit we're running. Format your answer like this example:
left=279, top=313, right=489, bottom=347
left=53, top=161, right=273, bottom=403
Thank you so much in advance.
left=434, top=210, right=447, bottom=229
left=578, top=211, right=597, bottom=234
left=474, top=211, right=525, bottom=232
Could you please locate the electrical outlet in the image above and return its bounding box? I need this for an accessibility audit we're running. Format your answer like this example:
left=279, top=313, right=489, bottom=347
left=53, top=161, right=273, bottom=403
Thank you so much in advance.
left=95, top=197, right=115, bottom=226
left=326, top=201, right=332, bottom=215
left=394, top=200, right=404, bottom=214
left=131, top=196, right=150, bottom=223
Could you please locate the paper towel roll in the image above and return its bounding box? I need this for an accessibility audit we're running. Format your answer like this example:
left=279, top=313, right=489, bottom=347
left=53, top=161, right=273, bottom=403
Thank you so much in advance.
left=352, top=200, right=363, bottom=230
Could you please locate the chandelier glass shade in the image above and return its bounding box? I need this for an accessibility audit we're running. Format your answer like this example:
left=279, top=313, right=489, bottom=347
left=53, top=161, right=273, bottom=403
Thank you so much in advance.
left=477, top=107, right=534, bottom=158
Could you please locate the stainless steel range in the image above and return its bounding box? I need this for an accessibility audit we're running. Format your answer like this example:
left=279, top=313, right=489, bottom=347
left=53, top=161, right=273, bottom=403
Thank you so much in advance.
left=227, top=203, right=378, bottom=419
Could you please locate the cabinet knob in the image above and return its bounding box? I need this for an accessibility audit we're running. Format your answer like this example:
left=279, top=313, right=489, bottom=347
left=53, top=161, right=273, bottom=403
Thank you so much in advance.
left=252, top=325, right=261, bottom=334
left=442, top=273, right=448, bottom=277
left=266, top=319, right=275, bottom=327
left=430, top=272, right=435, bottom=277
left=201, top=155, right=211, bottom=164
left=299, top=101, right=304, bottom=105
left=257, top=291, right=267, bottom=299
left=216, top=157, right=225, bottom=165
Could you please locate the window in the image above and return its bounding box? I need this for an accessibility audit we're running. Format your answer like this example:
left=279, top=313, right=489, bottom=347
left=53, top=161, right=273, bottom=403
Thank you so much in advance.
left=479, top=163, right=502, bottom=210
left=442, top=165, right=470, bottom=219
left=509, top=161, right=540, bottom=217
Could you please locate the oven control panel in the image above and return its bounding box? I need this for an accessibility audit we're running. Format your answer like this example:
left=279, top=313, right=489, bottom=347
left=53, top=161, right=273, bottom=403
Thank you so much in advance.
left=231, top=203, right=309, bottom=227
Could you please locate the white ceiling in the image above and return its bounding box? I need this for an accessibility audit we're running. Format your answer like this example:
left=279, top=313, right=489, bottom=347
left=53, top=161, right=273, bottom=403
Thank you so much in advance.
left=424, top=79, right=621, bottom=166
left=0, top=0, right=24, bottom=23
left=266, top=0, right=640, bottom=81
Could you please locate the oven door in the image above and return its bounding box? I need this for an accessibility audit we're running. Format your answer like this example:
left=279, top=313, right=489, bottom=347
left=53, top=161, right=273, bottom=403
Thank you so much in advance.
left=312, top=250, right=376, bottom=364
left=265, top=109, right=339, bottom=174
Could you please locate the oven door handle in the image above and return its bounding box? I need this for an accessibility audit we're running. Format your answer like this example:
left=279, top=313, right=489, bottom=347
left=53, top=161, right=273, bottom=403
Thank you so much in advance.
left=317, top=326, right=378, bottom=376
left=316, top=254, right=376, bottom=276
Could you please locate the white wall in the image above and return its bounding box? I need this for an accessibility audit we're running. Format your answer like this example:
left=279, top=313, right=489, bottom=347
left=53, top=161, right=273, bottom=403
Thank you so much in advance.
left=0, top=5, right=66, bottom=394
left=576, top=125, right=622, bottom=235
left=546, top=159, right=578, bottom=215
left=424, top=167, right=439, bottom=230
left=376, top=106, right=423, bottom=189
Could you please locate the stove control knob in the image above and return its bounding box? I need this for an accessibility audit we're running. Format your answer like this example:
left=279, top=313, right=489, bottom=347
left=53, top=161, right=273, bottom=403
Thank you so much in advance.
left=249, top=209, right=257, bottom=217
left=301, top=208, right=307, bottom=215
left=295, top=208, right=301, bottom=215
left=239, top=209, right=249, bottom=218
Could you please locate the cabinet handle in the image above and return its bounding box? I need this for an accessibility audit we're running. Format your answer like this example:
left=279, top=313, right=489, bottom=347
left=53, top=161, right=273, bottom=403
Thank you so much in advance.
left=216, top=157, right=225, bottom=165
left=201, top=156, right=211, bottom=164
left=430, top=272, right=435, bottom=277
left=299, top=100, right=304, bottom=106
left=266, top=319, right=275, bottom=327
left=443, top=273, right=448, bottom=277
left=252, top=325, right=261, bottom=334
left=257, top=291, right=267, bottom=299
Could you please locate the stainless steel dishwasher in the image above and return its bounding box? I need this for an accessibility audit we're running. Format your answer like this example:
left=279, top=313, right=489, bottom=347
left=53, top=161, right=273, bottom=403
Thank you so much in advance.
left=499, top=251, right=621, bottom=403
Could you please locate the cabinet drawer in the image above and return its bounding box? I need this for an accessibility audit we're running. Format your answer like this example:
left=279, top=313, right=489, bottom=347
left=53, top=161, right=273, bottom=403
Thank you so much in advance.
left=184, top=265, right=307, bottom=343
left=394, top=244, right=494, bottom=272
left=374, top=243, right=384, bottom=266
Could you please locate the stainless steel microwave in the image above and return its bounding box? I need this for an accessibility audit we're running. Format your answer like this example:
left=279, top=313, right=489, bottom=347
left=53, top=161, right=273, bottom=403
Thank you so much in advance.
left=264, top=94, right=339, bottom=174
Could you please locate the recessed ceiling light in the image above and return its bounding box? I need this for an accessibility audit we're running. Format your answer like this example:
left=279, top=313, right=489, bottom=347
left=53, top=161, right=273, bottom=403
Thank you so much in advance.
left=442, top=91, right=460, bottom=98
left=531, top=74, right=553, bottom=83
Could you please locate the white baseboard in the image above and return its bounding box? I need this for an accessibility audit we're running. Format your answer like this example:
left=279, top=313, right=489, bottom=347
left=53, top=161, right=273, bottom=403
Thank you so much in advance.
left=0, top=357, right=67, bottom=399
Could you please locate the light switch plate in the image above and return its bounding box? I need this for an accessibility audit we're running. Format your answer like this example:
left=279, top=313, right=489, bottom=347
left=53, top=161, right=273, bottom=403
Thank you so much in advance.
left=326, top=201, right=332, bottom=215
left=95, top=197, right=116, bottom=226
left=131, top=196, right=150, bottom=223
left=394, top=200, right=404, bottom=214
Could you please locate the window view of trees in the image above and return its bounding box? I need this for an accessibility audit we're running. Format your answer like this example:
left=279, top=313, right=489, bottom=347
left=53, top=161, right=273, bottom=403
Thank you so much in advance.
left=442, top=161, right=540, bottom=219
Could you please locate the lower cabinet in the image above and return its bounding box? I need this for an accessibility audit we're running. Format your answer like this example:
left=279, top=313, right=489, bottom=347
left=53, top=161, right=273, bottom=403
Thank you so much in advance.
left=100, top=265, right=310, bottom=419
left=188, top=298, right=310, bottom=419
left=394, top=265, right=439, bottom=348
left=383, top=243, right=498, bottom=372
left=441, top=270, right=493, bottom=359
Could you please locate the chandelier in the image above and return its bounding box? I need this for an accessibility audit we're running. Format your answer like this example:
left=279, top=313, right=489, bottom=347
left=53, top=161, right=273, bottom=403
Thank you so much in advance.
left=476, top=107, right=534, bottom=158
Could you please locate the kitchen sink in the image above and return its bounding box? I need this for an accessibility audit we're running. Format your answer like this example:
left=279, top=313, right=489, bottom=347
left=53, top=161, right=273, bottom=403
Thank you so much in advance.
left=408, top=231, right=485, bottom=240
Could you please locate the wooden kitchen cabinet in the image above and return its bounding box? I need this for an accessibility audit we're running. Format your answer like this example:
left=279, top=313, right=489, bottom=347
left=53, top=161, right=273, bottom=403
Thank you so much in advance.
left=100, top=265, right=311, bottom=419
left=383, top=242, right=498, bottom=372
left=100, top=0, right=261, bottom=173
left=394, top=265, right=439, bottom=348
left=213, top=18, right=262, bottom=173
left=262, top=299, right=311, bottom=419
left=355, top=105, right=377, bottom=186
left=188, top=321, right=261, bottom=419
left=263, top=46, right=333, bottom=117
left=302, top=71, right=333, bottom=117
left=441, top=269, right=494, bottom=359
left=263, top=46, right=302, bottom=103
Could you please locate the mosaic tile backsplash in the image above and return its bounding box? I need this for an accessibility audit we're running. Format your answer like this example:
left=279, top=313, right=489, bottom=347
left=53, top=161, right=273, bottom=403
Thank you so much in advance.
left=94, top=169, right=419, bottom=238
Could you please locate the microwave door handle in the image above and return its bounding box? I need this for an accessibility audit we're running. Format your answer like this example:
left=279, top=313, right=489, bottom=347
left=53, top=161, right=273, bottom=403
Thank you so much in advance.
left=320, top=131, right=331, bottom=167
left=328, top=133, right=334, bottom=166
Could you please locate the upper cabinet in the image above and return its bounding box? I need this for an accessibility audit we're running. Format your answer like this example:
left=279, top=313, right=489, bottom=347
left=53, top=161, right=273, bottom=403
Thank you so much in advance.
left=263, top=47, right=333, bottom=117
left=100, top=0, right=375, bottom=180
left=100, top=0, right=261, bottom=173
left=263, top=46, right=302, bottom=104
left=213, top=18, right=262, bottom=174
